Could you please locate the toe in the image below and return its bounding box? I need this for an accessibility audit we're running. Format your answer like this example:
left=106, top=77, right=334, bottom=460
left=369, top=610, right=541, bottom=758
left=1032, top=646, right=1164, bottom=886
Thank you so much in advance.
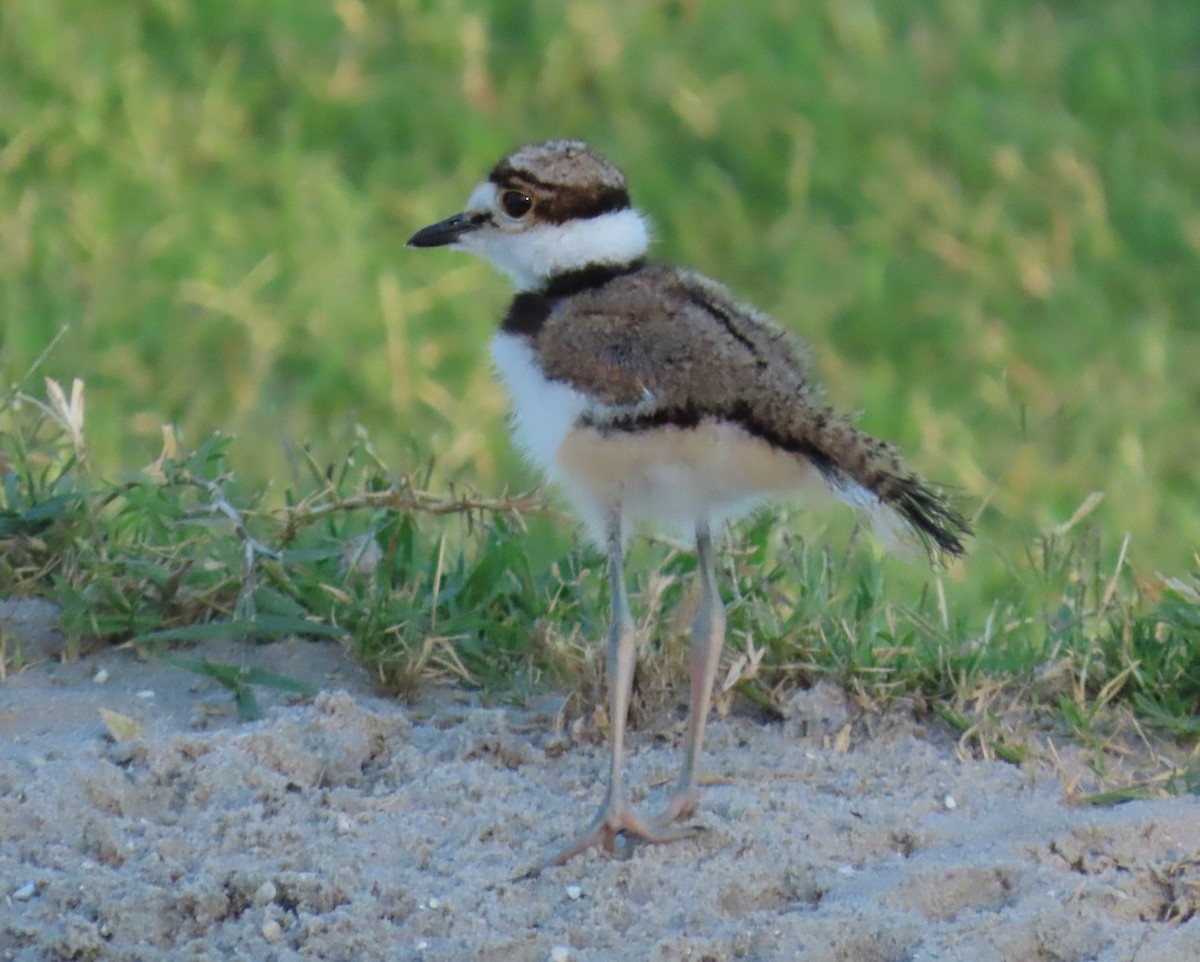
left=533, top=796, right=698, bottom=871
left=652, top=789, right=700, bottom=827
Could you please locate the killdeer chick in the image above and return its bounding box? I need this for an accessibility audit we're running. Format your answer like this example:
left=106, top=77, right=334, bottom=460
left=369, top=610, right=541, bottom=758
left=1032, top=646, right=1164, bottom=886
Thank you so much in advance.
left=409, top=140, right=969, bottom=869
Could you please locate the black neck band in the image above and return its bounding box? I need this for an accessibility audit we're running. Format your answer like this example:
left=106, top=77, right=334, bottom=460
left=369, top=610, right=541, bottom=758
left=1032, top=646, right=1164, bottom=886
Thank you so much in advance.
left=500, top=260, right=645, bottom=337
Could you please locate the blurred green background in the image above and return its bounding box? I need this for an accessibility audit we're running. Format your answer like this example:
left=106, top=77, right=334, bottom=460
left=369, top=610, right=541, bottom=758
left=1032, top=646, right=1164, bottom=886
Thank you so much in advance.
left=3, top=0, right=1198, bottom=594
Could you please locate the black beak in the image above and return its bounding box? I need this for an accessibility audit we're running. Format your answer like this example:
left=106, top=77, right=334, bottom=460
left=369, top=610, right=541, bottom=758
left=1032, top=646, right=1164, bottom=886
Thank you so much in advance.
left=406, top=212, right=482, bottom=248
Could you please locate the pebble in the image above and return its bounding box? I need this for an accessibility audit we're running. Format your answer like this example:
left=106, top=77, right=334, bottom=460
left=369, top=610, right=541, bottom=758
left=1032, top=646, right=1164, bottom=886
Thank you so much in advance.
left=136, top=689, right=156, bottom=700
left=943, top=794, right=958, bottom=811
left=12, top=883, right=36, bottom=901
left=255, top=881, right=277, bottom=905
left=92, top=668, right=109, bottom=684
left=262, top=919, right=282, bottom=942
left=566, top=885, right=582, bottom=901
left=549, top=947, right=571, bottom=962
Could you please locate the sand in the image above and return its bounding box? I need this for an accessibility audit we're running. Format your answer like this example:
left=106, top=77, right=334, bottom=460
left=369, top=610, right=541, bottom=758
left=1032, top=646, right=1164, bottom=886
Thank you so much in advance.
left=2, top=598, right=1198, bottom=961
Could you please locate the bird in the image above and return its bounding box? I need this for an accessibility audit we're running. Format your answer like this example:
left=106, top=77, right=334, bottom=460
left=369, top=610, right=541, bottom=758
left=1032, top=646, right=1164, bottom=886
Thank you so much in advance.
left=408, top=140, right=969, bottom=869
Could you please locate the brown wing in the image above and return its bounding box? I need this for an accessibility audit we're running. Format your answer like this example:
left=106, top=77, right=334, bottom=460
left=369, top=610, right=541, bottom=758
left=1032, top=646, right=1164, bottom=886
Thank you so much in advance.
left=534, top=264, right=818, bottom=417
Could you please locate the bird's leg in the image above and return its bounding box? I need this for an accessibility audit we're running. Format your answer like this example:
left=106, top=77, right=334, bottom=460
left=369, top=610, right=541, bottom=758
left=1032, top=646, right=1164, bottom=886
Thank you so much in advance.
left=540, top=507, right=693, bottom=869
left=655, top=519, right=726, bottom=826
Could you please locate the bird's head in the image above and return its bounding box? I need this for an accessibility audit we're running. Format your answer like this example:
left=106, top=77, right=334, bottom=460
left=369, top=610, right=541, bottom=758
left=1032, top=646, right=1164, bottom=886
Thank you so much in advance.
left=408, top=140, right=650, bottom=291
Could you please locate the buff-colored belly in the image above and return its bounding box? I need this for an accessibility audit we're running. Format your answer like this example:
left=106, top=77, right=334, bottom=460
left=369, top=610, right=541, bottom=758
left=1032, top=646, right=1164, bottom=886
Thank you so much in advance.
left=557, top=419, right=823, bottom=534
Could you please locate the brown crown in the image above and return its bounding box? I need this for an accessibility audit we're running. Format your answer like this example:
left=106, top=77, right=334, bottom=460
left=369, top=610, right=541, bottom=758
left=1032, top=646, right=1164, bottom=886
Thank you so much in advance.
left=490, top=140, right=631, bottom=224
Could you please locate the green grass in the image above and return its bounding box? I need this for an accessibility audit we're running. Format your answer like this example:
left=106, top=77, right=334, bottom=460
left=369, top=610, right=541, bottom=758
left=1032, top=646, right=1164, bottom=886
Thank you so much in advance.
left=2, top=0, right=1199, bottom=778
left=3, top=381, right=1198, bottom=753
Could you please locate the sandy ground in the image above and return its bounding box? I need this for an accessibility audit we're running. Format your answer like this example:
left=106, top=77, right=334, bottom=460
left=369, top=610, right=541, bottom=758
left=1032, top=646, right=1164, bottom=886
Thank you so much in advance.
left=2, top=599, right=1199, bottom=961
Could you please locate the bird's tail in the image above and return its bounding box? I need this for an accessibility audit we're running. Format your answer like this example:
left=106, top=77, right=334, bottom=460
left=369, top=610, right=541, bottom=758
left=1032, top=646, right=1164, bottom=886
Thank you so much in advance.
left=805, top=412, right=971, bottom=560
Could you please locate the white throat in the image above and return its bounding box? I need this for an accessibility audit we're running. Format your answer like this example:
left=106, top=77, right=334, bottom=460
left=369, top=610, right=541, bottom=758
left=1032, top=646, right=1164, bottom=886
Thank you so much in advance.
left=457, top=207, right=651, bottom=291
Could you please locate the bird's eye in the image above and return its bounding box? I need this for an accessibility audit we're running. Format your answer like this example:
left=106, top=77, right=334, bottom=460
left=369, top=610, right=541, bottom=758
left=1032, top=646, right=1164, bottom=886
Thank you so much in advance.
left=501, top=190, right=533, bottom=218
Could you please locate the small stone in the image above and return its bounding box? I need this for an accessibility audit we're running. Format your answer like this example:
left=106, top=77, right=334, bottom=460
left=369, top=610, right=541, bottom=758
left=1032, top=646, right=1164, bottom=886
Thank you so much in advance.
left=336, top=813, right=353, bottom=834
left=943, top=794, right=957, bottom=810
left=333, top=865, right=356, bottom=895
left=12, top=883, right=36, bottom=901
left=549, top=947, right=572, bottom=962
left=92, top=668, right=109, bottom=684
left=136, top=690, right=156, bottom=700
left=427, top=897, right=440, bottom=910
left=566, top=885, right=582, bottom=901
left=254, top=881, right=277, bottom=905
left=262, top=919, right=282, bottom=942
left=100, top=708, right=144, bottom=741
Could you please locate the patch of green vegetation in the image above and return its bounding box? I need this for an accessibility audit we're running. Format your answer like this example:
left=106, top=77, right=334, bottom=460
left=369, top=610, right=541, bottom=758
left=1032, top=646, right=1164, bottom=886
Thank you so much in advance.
left=3, top=372, right=1198, bottom=754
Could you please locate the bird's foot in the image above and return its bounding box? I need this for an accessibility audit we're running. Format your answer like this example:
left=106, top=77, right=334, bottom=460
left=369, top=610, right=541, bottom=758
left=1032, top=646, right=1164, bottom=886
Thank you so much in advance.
left=520, top=797, right=697, bottom=877
left=651, top=786, right=700, bottom=828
